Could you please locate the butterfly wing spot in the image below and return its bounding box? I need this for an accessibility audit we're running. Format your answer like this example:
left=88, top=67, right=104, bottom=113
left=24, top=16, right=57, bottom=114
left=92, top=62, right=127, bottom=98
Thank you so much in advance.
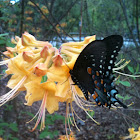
left=116, top=46, right=118, bottom=48
left=113, top=50, right=117, bottom=53
left=106, top=71, right=109, bottom=76
left=92, top=94, right=96, bottom=99
left=94, top=80, right=98, bottom=85
left=92, top=64, right=95, bottom=67
left=99, top=65, right=102, bottom=68
left=92, top=75, right=95, bottom=79
left=100, top=60, right=103, bottom=63
left=99, top=70, right=102, bottom=74
left=95, top=98, right=99, bottom=103
left=98, top=102, right=101, bottom=105
left=110, top=89, right=117, bottom=97
left=110, top=60, right=113, bottom=64
left=90, top=55, right=94, bottom=57
left=101, top=79, right=103, bottom=84
left=94, top=91, right=98, bottom=97
left=96, top=71, right=99, bottom=76
left=111, top=55, right=114, bottom=58
left=108, top=66, right=111, bottom=70
left=105, top=103, right=108, bottom=107
left=87, top=67, right=92, bottom=75
left=104, top=88, right=107, bottom=92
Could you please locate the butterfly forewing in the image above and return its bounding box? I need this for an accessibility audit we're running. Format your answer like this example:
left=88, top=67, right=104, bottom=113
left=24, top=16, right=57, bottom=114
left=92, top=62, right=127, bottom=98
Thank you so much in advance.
left=103, top=35, right=123, bottom=77
left=71, top=41, right=107, bottom=96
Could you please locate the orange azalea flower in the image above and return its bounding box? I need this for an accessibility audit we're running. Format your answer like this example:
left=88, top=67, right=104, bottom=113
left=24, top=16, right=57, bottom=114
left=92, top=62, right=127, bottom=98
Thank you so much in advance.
left=25, top=81, right=61, bottom=131
left=58, top=131, right=76, bottom=140
left=121, top=127, right=140, bottom=140
left=22, top=32, right=52, bottom=48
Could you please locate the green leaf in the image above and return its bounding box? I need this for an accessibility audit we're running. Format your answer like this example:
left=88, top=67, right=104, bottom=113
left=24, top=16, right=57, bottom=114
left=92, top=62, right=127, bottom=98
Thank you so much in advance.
left=6, top=39, right=15, bottom=48
left=0, top=129, right=5, bottom=135
left=39, top=131, right=48, bottom=139
left=10, top=137, right=18, bottom=140
left=128, top=66, right=134, bottom=74
left=26, top=112, right=35, bottom=117
left=87, top=110, right=95, bottom=118
left=136, top=64, right=139, bottom=73
left=0, top=33, right=9, bottom=37
left=41, top=75, right=48, bottom=83
left=9, top=123, right=18, bottom=132
left=0, top=40, right=6, bottom=45
left=124, top=95, right=132, bottom=100
left=53, top=114, right=65, bottom=121
left=117, top=94, right=124, bottom=99
left=119, top=81, right=131, bottom=87
left=0, top=123, right=9, bottom=127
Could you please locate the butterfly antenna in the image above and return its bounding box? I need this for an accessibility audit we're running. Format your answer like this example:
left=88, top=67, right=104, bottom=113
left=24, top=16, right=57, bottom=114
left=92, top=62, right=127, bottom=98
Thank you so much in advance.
left=62, top=57, right=72, bottom=70
left=60, top=75, right=70, bottom=85
left=59, top=58, right=72, bottom=85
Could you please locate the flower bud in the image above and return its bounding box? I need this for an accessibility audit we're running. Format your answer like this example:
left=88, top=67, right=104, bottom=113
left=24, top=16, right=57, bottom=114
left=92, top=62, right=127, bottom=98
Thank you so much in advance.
left=40, top=46, right=49, bottom=58
left=3, top=51, right=14, bottom=58
left=11, top=38, right=17, bottom=44
left=6, top=47, right=16, bottom=53
left=33, top=63, right=47, bottom=76
left=22, top=32, right=36, bottom=46
left=15, top=36, right=20, bottom=42
left=22, top=51, right=34, bottom=62
left=52, top=50, right=63, bottom=67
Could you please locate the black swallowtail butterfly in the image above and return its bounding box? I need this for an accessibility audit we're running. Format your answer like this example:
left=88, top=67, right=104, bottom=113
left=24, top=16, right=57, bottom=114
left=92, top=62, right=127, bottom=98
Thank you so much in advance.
left=70, top=35, right=127, bottom=108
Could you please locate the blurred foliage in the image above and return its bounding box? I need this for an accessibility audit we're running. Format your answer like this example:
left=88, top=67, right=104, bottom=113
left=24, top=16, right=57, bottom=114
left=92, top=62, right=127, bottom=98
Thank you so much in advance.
left=26, top=112, right=65, bottom=139
left=0, top=0, right=140, bottom=41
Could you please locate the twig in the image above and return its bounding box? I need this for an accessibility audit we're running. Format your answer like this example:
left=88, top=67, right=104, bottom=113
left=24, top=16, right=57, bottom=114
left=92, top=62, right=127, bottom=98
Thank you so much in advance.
left=30, top=0, right=64, bottom=42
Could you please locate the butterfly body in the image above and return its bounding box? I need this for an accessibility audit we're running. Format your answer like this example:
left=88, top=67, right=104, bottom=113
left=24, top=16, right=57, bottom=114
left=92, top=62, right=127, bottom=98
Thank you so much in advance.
left=70, top=35, right=127, bottom=108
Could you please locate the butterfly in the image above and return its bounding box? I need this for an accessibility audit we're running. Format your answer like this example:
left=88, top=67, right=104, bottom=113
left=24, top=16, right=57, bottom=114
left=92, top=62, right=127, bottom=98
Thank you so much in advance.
left=70, top=35, right=127, bottom=108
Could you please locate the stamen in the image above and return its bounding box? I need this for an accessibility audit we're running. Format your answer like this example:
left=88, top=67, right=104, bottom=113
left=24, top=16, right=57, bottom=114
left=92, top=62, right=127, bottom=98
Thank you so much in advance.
left=70, top=100, right=85, bottom=122
left=61, top=50, right=79, bottom=57
left=65, top=101, right=69, bottom=140
left=114, top=70, right=140, bottom=78
left=0, top=59, right=10, bottom=66
left=62, top=46, right=82, bottom=54
left=115, top=59, right=125, bottom=66
left=69, top=78, right=100, bottom=125
left=0, top=76, right=27, bottom=106
left=27, top=93, right=47, bottom=132
left=67, top=102, right=72, bottom=131
left=113, top=60, right=130, bottom=71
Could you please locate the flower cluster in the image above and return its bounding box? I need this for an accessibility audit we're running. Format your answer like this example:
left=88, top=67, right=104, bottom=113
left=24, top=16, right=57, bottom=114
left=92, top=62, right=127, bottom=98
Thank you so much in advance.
left=0, top=32, right=96, bottom=131
left=121, top=127, right=140, bottom=140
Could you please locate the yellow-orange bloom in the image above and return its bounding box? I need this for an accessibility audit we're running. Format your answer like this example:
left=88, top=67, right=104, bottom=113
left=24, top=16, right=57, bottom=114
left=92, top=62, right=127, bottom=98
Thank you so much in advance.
left=121, top=127, right=140, bottom=140
left=22, top=32, right=52, bottom=48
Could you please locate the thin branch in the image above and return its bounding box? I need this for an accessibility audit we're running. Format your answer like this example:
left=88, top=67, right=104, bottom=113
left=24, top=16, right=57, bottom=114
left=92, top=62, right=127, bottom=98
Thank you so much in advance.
left=20, top=0, right=25, bottom=36
left=136, top=0, right=140, bottom=43
left=45, top=3, right=75, bottom=42
left=119, top=0, right=140, bottom=53
left=30, top=0, right=64, bottom=42
left=45, top=0, right=78, bottom=36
